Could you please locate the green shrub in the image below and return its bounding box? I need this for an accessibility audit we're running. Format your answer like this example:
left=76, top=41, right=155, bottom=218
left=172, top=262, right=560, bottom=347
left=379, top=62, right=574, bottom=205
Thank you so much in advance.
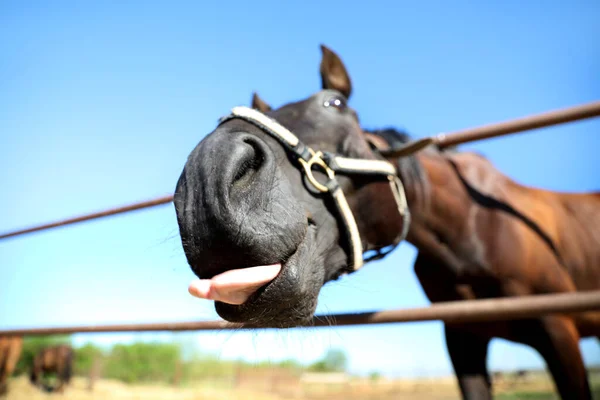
left=308, top=349, right=348, bottom=373
left=102, top=342, right=181, bottom=384
left=73, top=343, right=104, bottom=376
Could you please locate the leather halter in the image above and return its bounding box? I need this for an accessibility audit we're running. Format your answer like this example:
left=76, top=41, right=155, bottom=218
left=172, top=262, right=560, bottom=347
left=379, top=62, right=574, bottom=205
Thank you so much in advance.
left=218, top=106, right=410, bottom=272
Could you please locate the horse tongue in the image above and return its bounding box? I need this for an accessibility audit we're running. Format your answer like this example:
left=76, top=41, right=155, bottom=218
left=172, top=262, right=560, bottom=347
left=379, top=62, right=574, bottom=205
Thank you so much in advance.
left=188, top=264, right=282, bottom=305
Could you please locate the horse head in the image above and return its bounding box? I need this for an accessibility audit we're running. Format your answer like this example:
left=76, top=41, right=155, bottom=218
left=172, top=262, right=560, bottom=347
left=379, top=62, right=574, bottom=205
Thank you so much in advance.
left=174, top=45, right=408, bottom=327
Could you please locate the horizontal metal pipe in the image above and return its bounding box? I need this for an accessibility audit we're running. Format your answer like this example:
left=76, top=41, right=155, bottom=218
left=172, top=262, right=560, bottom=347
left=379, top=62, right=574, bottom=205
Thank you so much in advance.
left=0, top=195, right=174, bottom=241
left=2, top=291, right=598, bottom=337
left=436, top=100, right=600, bottom=148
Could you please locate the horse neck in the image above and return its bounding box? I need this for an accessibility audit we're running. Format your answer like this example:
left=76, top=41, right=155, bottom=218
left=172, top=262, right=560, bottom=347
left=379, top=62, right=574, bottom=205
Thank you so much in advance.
left=394, top=150, right=474, bottom=259
left=395, top=149, right=591, bottom=271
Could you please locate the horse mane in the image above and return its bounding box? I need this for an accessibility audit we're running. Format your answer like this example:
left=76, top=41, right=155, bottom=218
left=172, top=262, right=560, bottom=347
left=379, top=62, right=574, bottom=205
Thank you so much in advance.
left=364, top=126, right=458, bottom=152
left=364, top=127, right=430, bottom=207
left=364, top=127, right=412, bottom=145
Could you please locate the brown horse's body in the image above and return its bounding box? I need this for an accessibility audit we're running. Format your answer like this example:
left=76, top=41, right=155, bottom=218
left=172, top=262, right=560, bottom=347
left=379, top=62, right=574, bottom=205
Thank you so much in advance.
left=0, top=336, right=22, bottom=396
left=30, top=344, right=74, bottom=393
left=387, top=140, right=600, bottom=399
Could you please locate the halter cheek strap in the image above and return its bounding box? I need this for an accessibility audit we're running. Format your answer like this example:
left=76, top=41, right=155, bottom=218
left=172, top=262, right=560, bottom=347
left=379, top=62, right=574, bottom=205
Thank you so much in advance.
left=218, top=106, right=410, bottom=272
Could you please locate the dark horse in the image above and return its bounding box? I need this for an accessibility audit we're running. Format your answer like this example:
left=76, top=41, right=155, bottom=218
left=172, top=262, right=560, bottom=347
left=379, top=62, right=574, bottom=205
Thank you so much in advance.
left=0, top=336, right=22, bottom=396
left=174, top=45, right=600, bottom=399
left=30, top=344, right=74, bottom=393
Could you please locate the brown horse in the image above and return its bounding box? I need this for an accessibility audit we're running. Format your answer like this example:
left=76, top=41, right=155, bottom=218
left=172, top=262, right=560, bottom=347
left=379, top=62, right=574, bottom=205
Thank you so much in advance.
left=30, top=344, right=74, bottom=393
left=174, top=45, right=600, bottom=400
left=0, top=336, right=22, bottom=396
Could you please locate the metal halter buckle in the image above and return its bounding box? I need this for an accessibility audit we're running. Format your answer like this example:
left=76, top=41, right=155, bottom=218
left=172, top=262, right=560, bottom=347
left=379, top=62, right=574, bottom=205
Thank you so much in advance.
left=298, top=149, right=336, bottom=193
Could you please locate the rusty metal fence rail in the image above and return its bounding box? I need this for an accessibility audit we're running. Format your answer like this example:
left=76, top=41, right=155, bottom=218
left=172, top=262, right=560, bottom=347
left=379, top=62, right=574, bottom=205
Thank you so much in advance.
left=0, top=195, right=174, bottom=241
left=1, top=291, right=600, bottom=336
left=1, top=100, right=599, bottom=336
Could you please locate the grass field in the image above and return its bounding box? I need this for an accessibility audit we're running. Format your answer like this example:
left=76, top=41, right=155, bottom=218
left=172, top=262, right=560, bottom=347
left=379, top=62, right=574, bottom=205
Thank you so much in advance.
left=5, top=370, right=600, bottom=400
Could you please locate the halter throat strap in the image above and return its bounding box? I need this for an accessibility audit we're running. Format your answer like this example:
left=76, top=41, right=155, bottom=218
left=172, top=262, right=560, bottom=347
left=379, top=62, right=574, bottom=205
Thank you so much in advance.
left=218, top=106, right=410, bottom=272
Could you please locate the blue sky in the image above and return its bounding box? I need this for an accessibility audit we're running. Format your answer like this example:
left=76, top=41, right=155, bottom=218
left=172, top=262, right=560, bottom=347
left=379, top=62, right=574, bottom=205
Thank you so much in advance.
left=1, top=1, right=599, bottom=378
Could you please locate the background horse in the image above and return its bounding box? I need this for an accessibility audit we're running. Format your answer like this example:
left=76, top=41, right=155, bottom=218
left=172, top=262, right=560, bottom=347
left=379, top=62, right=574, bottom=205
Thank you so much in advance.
left=175, top=45, right=600, bottom=400
left=30, top=344, right=74, bottom=393
left=0, top=336, right=22, bottom=396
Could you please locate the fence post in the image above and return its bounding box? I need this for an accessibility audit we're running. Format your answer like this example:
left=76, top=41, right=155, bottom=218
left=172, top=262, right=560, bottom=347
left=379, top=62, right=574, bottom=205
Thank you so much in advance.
left=172, top=359, right=182, bottom=387
left=87, top=355, right=101, bottom=392
left=233, top=362, right=241, bottom=389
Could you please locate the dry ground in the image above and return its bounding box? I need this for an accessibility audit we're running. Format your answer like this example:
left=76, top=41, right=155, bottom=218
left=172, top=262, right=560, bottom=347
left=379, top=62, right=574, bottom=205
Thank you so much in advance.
left=4, top=371, right=600, bottom=400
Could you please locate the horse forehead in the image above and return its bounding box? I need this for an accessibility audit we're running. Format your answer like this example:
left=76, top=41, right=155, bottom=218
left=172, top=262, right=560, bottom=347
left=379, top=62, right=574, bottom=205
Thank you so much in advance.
left=271, top=90, right=341, bottom=123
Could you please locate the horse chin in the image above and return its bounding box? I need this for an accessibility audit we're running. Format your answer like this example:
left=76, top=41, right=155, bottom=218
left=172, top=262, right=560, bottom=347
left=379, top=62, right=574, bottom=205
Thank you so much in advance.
left=214, top=225, right=324, bottom=328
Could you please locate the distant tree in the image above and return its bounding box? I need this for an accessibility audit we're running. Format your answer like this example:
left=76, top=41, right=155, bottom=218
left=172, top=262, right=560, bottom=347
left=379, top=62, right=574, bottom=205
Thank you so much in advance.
left=277, top=358, right=303, bottom=372
left=74, top=343, right=104, bottom=376
left=308, top=348, right=348, bottom=373
left=103, top=342, right=181, bottom=384
left=369, top=371, right=382, bottom=381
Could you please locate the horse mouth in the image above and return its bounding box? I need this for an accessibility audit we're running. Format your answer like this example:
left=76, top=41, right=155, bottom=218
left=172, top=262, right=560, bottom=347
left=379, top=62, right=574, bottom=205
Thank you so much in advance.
left=208, top=222, right=319, bottom=327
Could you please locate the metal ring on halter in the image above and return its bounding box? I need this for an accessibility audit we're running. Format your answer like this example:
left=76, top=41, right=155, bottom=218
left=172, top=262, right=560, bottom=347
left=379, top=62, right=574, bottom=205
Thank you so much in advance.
left=298, top=150, right=336, bottom=193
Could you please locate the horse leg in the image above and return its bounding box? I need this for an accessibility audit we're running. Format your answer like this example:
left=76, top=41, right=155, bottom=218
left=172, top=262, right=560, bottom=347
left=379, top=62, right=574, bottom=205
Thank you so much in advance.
left=0, top=353, right=6, bottom=395
left=519, top=316, right=591, bottom=400
left=445, top=324, right=492, bottom=400
left=0, top=367, right=6, bottom=396
left=56, top=365, right=69, bottom=393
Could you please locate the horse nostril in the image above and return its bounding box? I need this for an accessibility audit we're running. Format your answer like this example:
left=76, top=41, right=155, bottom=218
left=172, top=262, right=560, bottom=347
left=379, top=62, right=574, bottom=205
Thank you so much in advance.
left=232, top=137, right=265, bottom=187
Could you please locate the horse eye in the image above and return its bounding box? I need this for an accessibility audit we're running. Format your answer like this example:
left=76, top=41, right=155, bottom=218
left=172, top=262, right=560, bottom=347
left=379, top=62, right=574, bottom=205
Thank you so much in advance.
left=323, top=95, right=347, bottom=111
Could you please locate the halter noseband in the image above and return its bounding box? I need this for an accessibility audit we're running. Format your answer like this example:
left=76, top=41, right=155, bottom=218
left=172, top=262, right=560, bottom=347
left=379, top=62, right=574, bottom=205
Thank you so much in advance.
left=218, top=106, right=410, bottom=272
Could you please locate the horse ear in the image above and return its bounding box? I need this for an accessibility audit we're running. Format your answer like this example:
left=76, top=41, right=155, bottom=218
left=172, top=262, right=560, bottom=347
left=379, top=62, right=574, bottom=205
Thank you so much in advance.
left=319, top=44, right=352, bottom=99
left=251, top=92, right=272, bottom=113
